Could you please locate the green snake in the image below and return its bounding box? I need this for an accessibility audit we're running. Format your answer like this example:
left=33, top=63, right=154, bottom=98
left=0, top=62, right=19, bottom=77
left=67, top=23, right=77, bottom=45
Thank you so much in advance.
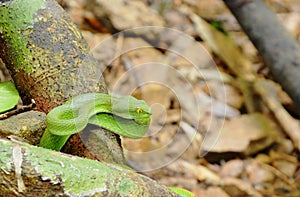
left=168, top=187, right=195, bottom=197
left=39, top=93, right=151, bottom=151
left=38, top=93, right=195, bottom=196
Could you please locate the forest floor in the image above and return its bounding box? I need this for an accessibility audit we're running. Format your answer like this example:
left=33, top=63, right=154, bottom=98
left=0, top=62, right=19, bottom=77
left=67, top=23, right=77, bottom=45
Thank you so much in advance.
left=56, top=0, right=300, bottom=196
left=2, top=0, right=300, bottom=196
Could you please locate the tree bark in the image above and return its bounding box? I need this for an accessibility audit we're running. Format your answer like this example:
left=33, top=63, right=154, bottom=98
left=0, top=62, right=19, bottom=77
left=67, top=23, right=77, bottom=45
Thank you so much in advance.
left=223, top=0, right=300, bottom=114
left=0, top=0, right=180, bottom=195
left=0, top=0, right=124, bottom=163
left=0, top=138, right=178, bottom=196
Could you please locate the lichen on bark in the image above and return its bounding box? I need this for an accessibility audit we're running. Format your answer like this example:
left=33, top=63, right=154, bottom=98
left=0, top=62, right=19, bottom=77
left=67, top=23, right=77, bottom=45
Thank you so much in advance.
left=0, top=0, right=45, bottom=72
left=0, top=0, right=106, bottom=111
left=0, top=0, right=121, bottom=163
left=0, top=139, right=179, bottom=196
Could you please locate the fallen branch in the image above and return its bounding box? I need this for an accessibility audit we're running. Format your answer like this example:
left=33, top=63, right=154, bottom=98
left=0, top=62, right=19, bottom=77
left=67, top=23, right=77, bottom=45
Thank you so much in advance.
left=223, top=0, right=300, bottom=114
left=0, top=138, right=178, bottom=196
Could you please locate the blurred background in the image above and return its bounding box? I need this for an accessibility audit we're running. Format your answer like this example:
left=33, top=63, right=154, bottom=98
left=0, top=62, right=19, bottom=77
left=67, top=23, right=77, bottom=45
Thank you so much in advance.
left=1, top=0, right=300, bottom=196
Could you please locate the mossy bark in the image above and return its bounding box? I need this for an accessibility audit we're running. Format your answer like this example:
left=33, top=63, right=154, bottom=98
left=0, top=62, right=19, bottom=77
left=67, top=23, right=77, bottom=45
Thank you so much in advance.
left=0, top=0, right=177, bottom=195
left=0, top=0, right=124, bottom=163
left=0, top=111, right=46, bottom=145
left=0, top=0, right=106, bottom=111
left=0, top=138, right=179, bottom=196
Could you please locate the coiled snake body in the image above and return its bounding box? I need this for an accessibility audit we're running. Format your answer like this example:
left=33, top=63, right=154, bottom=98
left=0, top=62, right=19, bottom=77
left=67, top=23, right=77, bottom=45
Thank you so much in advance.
left=38, top=93, right=195, bottom=196
left=39, top=93, right=152, bottom=151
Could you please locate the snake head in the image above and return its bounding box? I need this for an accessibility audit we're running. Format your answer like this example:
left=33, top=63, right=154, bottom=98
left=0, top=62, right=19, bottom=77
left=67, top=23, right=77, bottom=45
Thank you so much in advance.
left=112, top=95, right=152, bottom=120
left=131, top=101, right=152, bottom=125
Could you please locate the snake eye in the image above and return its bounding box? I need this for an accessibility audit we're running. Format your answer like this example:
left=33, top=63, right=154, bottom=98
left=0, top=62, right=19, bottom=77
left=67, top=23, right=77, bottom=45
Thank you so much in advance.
left=136, top=108, right=143, bottom=113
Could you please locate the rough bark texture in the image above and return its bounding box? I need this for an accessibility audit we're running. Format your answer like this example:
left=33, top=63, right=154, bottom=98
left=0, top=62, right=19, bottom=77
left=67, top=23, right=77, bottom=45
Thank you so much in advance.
left=0, top=111, right=46, bottom=145
left=0, top=0, right=179, bottom=195
left=0, top=138, right=179, bottom=197
left=223, top=0, right=300, bottom=114
left=0, top=0, right=106, bottom=111
left=0, top=0, right=124, bottom=163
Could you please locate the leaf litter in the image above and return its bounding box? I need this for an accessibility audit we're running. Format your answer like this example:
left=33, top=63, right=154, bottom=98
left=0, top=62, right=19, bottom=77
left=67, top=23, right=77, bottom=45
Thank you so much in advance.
left=6, top=0, right=297, bottom=196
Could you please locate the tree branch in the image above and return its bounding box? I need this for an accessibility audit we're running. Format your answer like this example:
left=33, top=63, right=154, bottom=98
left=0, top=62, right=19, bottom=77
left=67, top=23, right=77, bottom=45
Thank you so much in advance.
left=223, top=0, right=300, bottom=114
left=0, top=138, right=178, bottom=196
left=0, top=0, right=123, bottom=163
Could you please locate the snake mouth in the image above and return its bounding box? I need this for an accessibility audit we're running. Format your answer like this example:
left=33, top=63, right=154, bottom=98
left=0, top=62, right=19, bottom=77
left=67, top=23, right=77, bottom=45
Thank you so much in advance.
left=134, top=117, right=151, bottom=125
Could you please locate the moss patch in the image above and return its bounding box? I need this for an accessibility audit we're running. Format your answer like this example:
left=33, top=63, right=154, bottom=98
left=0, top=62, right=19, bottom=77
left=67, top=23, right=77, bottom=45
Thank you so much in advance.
left=0, top=0, right=45, bottom=72
left=0, top=140, right=12, bottom=172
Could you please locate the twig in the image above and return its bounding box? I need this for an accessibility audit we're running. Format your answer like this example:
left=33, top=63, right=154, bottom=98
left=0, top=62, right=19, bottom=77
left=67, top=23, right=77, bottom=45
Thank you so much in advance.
left=254, top=79, right=300, bottom=152
left=259, top=161, right=296, bottom=188
left=0, top=99, right=36, bottom=120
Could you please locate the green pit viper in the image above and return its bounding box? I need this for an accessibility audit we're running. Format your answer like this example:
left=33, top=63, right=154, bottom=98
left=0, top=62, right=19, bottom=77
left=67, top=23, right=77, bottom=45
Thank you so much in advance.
left=39, top=93, right=194, bottom=197
left=39, top=93, right=151, bottom=151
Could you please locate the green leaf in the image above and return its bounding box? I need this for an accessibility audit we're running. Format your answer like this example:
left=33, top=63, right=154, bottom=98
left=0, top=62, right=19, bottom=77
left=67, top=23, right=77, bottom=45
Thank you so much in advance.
left=0, top=81, right=20, bottom=113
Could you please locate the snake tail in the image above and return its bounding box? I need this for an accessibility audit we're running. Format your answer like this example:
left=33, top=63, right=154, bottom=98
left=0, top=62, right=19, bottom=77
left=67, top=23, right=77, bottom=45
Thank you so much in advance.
left=168, top=186, right=195, bottom=197
left=39, top=128, right=70, bottom=151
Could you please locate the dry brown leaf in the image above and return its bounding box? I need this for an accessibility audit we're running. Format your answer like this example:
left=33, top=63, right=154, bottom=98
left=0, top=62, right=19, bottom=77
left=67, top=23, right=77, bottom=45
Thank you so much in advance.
left=196, top=90, right=240, bottom=118
left=202, top=113, right=279, bottom=158
left=269, top=151, right=298, bottom=177
left=204, top=81, right=243, bottom=109
left=222, top=177, right=263, bottom=197
left=254, top=79, right=300, bottom=152
left=183, top=0, right=228, bottom=19
left=168, top=160, right=221, bottom=184
left=178, top=66, right=232, bottom=83
left=220, top=159, right=244, bottom=178
left=246, top=160, right=275, bottom=183
left=198, top=187, right=230, bottom=197
left=190, top=14, right=256, bottom=81
left=86, top=0, right=164, bottom=31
